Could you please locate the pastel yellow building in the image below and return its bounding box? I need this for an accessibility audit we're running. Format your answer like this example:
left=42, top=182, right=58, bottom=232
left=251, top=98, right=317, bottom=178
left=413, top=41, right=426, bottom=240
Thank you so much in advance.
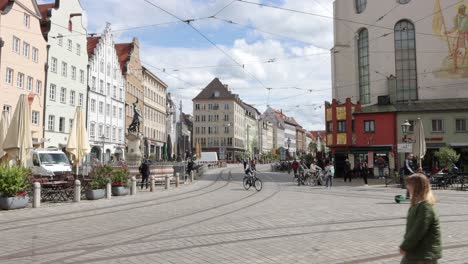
left=0, top=0, right=47, bottom=146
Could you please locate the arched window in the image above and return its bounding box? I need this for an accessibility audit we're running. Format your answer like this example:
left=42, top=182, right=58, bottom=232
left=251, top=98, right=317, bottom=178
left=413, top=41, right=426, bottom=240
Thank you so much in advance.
left=355, top=0, right=367, bottom=13
left=357, top=28, right=370, bottom=104
left=394, top=20, right=417, bottom=102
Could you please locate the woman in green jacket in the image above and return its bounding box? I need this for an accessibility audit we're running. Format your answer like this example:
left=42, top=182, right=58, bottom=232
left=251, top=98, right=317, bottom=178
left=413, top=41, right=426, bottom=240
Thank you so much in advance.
left=400, top=173, right=442, bottom=264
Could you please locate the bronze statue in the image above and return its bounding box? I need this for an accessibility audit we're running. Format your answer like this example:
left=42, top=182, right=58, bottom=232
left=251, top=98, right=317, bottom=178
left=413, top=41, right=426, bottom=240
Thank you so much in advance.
left=128, top=99, right=143, bottom=133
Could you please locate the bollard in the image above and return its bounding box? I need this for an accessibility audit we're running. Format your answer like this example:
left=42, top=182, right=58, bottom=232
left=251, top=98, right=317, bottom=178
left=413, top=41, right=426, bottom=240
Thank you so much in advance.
left=130, top=176, right=137, bottom=195
left=191, top=170, right=194, bottom=182
left=33, top=182, right=41, bottom=208
left=150, top=176, right=155, bottom=192
left=106, top=182, right=112, bottom=199
left=176, top=173, right=180, bottom=188
left=165, top=175, right=170, bottom=190
left=74, top=180, right=81, bottom=203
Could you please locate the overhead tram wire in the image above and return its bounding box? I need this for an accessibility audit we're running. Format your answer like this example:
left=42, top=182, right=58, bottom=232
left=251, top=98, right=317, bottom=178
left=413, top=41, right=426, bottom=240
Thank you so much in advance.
left=236, top=0, right=461, bottom=52
left=142, top=0, right=269, bottom=90
left=212, top=0, right=237, bottom=17
left=213, top=17, right=330, bottom=51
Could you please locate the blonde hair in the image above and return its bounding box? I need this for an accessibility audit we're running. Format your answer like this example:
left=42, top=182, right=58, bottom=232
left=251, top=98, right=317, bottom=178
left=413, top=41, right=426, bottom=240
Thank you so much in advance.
left=405, top=173, right=436, bottom=206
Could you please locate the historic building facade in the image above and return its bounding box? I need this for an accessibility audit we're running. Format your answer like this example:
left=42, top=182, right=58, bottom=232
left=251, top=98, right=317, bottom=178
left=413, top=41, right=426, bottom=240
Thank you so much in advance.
left=192, top=78, right=246, bottom=161
left=142, top=66, right=167, bottom=159
left=0, top=0, right=47, bottom=146
left=331, top=0, right=468, bottom=173
left=87, top=23, right=125, bottom=163
left=115, top=38, right=144, bottom=137
left=242, top=102, right=260, bottom=159
left=39, top=0, right=88, bottom=149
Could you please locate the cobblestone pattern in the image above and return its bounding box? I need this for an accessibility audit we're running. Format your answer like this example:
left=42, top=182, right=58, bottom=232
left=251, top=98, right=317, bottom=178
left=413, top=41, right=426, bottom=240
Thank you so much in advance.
left=0, top=164, right=467, bottom=264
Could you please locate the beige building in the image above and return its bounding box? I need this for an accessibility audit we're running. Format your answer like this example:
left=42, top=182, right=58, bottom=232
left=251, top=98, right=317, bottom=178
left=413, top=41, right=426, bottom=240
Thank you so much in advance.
left=260, top=120, right=273, bottom=153
left=115, top=38, right=144, bottom=135
left=0, top=0, right=47, bottom=146
left=142, top=66, right=167, bottom=159
left=332, top=0, right=468, bottom=105
left=192, top=78, right=245, bottom=160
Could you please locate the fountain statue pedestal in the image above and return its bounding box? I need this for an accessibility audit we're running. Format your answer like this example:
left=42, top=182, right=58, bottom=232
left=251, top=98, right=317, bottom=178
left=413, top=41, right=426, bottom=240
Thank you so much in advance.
left=126, top=132, right=143, bottom=165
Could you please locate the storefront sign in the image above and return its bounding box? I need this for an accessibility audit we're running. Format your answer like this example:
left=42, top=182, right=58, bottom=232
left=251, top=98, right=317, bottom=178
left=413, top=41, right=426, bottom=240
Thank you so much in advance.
left=398, top=143, right=413, bottom=153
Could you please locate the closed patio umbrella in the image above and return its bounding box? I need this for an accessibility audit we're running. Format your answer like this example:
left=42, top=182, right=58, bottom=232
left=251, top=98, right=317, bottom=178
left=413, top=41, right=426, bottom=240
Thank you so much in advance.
left=167, top=135, right=172, bottom=160
left=413, top=118, right=426, bottom=170
left=162, top=143, right=167, bottom=161
left=2, top=95, right=32, bottom=166
left=0, top=110, right=10, bottom=159
left=66, top=106, right=91, bottom=174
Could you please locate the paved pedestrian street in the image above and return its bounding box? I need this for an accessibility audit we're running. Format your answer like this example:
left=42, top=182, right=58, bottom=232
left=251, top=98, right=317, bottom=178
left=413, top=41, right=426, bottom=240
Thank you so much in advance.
left=0, top=165, right=467, bottom=264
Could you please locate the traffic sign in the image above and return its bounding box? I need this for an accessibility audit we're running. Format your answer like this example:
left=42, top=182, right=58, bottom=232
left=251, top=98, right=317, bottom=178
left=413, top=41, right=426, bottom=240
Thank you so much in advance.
left=398, top=143, right=412, bottom=153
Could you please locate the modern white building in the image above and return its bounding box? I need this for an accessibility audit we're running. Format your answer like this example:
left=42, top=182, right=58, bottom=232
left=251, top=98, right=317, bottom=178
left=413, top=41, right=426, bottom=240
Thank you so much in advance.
left=39, top=0, right=88, bottom=150
left=87, top=23, right=125, bottom=163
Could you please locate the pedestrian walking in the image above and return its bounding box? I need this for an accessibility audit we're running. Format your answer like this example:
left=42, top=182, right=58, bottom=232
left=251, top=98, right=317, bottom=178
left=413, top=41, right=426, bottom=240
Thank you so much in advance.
left=354, top=159, right=362, bottom=179
left=292, top=159, right=299, bottom=177
left=377, top=156, right=386, bottom=179
left=139, top=159, right=150, bottom=189
left=344, top=159, right=352, bottom=182
left=243, top=159, right=247, bottom=170
left=404, top=153, right=417, bottom=199
left=362, top=160, right=369, bottom=186
left=325, top=161, right=335, bottom=189
left=399, top=173, right=441, bottom=264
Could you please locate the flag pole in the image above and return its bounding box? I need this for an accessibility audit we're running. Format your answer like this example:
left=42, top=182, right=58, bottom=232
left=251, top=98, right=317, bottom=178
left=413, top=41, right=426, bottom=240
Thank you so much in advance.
left=437, top=0, right=452, bottom=53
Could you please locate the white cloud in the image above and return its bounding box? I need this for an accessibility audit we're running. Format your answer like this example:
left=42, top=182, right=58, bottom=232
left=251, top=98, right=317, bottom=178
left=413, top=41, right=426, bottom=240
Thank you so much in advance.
left=46, top=0, right=334, bottom=130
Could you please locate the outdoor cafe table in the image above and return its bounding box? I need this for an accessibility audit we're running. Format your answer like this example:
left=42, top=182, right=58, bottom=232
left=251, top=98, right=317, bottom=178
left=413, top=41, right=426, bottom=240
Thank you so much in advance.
left=41, top=181, right=70, bottom=202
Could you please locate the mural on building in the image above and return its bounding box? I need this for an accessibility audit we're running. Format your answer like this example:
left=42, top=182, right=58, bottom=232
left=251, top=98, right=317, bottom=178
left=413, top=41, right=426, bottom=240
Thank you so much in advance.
left=433, top=0, right=468, bottom=78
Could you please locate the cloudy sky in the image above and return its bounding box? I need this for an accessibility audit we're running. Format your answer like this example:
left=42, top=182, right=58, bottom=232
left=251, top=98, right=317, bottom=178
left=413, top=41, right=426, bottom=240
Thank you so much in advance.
left=39, top=0, right=334, bottom=130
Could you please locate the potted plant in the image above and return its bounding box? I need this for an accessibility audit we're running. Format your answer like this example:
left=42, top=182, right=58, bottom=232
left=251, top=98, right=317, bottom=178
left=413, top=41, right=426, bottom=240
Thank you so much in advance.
left=111, top=168, right=129, bottom=196
left=0, top=165, right=31, bottom=210
left=85, top=165, right=112, bottom=200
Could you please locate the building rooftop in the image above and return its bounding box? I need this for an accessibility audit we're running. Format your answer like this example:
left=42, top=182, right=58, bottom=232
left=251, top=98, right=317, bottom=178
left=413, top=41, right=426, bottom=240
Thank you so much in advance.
left=115, top=43, right=132, bottom=73
left=87, top=36, right=101, bottom=57
left=193, top=78, right=238, bottom=101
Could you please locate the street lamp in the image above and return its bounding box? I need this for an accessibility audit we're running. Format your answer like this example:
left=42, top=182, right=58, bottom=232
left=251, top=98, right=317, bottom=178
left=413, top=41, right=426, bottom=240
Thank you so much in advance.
left=401, top=120, right=411, bottom=143
left=287, top=137, right=291, bottom=158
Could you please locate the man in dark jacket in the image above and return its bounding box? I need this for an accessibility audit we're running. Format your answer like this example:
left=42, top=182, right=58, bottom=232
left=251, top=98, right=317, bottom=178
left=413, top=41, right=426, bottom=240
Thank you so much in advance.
left=139, top=159, right=150, bottom=189
left=292, top=159, right=299, bottom=177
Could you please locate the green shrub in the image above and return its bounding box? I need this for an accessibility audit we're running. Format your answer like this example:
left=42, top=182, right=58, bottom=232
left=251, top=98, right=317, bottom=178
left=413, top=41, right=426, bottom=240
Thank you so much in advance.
left=0, top=165, right=31, bottom=197
left=434, top=147, right=460, bottom=168
left=89, top=165, right=112, bottom=190
left=111, top=168, right=129, bottom=187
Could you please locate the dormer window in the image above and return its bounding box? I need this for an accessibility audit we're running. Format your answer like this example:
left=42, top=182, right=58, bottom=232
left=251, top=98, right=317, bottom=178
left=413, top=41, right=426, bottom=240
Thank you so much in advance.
left=213, top=91, right=220, bottom=98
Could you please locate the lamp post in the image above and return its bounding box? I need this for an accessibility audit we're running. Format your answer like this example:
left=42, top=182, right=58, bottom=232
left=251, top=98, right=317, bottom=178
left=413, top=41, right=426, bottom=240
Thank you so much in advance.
left=401, top=120, right=411, bottom=143
left=287, top=137, right=291, bottom=159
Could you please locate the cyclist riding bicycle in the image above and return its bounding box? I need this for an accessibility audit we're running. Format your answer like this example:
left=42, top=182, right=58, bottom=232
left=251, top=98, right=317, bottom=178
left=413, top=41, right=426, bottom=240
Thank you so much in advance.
left=245, top=159, right=256, bottom=176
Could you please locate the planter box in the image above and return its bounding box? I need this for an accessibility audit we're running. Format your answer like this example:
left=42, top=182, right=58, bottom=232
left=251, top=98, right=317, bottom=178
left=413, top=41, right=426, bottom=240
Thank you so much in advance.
left=85, top=189, right=105, bottom=200
left=0, top=196, right=29, bottom=210
left=111, top=186, right=129, bottom=196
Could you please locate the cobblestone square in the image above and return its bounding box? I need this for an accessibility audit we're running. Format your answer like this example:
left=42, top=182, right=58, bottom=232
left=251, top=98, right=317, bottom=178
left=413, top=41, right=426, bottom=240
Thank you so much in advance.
left=0, top=165, right=467, bottom=264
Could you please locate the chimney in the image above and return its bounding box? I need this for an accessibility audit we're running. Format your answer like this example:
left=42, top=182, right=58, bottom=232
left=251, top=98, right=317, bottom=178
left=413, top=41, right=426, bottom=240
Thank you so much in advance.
left=223, top=84, right=229, bottom=91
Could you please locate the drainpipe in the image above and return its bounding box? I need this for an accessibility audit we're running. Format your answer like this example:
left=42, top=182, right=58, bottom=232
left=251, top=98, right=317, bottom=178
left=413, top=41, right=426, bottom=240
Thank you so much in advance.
left=42, top=44, right=51, bottom=145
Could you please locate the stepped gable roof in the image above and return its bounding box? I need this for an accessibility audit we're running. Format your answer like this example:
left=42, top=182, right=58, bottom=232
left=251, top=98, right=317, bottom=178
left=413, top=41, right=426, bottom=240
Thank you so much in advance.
left=193, top=78, right=237, bottom=101
left=87, top=36, right=101, bottom=57
left=115, top=43, right=132, bottom=73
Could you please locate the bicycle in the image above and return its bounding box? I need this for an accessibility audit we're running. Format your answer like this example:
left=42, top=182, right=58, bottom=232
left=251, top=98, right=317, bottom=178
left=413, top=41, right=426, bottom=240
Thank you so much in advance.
left=308, top=168, right=325, bottom=186
left=243, top=170, right=262, bottom=191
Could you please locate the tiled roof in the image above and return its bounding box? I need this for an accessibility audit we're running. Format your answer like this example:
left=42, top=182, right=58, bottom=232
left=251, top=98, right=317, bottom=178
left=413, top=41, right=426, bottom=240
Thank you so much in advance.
left=309, top=131, right=326, bottom=140
left=87, top=37, right=101, bottom=57
left=115, top=43, right=132, bottom=73
left=38, top=3, right=54, bottom=22
left=193, top=78, right=237, bottom=101
left=272, top=108, right=301, bottom=127
left=0, top=0, right=10, bottom=11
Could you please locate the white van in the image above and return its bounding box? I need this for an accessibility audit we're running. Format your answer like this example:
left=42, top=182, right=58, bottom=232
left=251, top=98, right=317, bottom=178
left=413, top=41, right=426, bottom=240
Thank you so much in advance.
left=31, top=149, right=72, bottom=177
